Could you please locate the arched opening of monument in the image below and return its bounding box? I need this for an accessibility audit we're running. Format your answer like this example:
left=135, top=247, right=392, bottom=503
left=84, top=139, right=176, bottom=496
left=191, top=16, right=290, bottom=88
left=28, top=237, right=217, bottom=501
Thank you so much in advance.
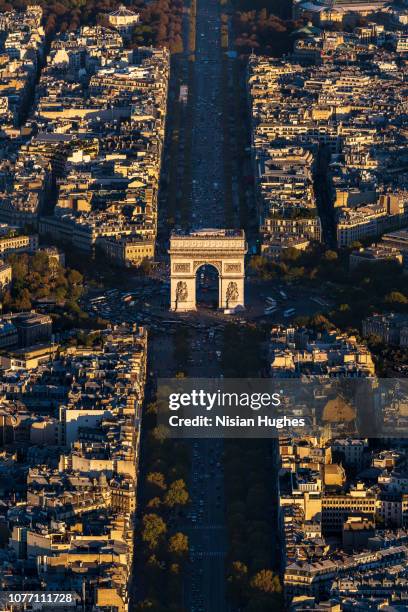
left=195, top=264, right=219, bottom=310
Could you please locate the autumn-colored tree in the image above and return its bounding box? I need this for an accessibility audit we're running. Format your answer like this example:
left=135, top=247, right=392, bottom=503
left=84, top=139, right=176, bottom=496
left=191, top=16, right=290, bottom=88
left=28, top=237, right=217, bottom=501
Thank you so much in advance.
left=164, top=479, right=189, bottom=508
left=168, top=532, right=188, bottom=555
left=324, top=249, right=338, bottom=261
left=141, top=513, right=167, bottom=549
left=250, top=569, right=282, bottom=594
left=233, top=9, right=297, bottom=56
left=385, top=291, right=407, bottom=304
left=135, top=598, right=164, bottom=612
left=151, top=425, right=170, bottom=443
left=146, top=472, right=167, bottom=501
left=309, top=313, right=334, bottom=332
left=14, top=288, right=32, bottom=311
left=147, top=497, right=161, bottom=509
left=67, top=269, right=83, bottom=286
left=147, top=471, right=167, bottom=491
left=227, top=561, right=249, bottom=602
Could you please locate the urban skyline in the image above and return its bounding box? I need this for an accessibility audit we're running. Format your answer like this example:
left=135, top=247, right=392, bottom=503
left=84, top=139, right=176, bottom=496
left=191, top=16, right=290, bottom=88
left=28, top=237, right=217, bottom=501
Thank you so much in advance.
left=0, top=0, right=405, bottom=611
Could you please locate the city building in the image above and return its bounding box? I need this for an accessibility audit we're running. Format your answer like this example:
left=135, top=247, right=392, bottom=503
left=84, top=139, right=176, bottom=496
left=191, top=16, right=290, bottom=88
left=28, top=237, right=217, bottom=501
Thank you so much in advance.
left=248, top=34, right=408, bottom=252
left=0, top=260, right=12, bottom=291
left=108, top=5, right=140, bottom=39
left=0, top=232, right=38, bottom=256
left=349, top=245, right=403, bottom=269
left=0, top=25, right=168, bottom=269
left=98, top=233, right=155, bottom=267
left=362, top=313, right=408, bottom=346
left=0, top=324, right=147, bottom=608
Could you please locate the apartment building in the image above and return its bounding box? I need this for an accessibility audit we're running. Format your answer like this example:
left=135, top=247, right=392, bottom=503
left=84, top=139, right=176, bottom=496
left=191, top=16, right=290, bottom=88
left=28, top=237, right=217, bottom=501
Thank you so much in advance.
left=0, top=232, right=38, bottom=256
left=0, top=26, right=168, bottom=267
left=98, top=233, right=155, bottom=266
left=3, top=324, right=147, bottom=610
left=0, top=259, right=12, bottom=290
left=349, top=245, right=403, bottom=269
left=248, top=34, right=408, bottom=253
left=362, top=313, right=408, bottom=346
left=269, top=326, right=375, bottom=377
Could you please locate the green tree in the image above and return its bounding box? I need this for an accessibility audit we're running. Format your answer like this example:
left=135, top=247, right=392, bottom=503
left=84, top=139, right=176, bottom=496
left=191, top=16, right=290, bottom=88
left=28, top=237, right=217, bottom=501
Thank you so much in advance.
left=2, top=290, right=12, bottom=310
left=366, top=333, right=383, bottom=349
left=55, top=286, right=67, bottom=302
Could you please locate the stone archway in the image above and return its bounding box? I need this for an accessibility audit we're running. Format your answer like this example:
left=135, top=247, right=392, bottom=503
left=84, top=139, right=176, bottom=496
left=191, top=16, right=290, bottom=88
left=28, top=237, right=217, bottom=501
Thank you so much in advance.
left=195, top=262, right=220, bottom=309
left=169, top=229, right=247, bottom=312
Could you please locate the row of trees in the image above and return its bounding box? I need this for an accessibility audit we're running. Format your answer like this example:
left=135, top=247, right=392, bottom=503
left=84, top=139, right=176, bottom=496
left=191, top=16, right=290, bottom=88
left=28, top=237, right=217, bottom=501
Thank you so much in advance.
left=224, top=441, right=284, bottom=611
left=0, top=251, right=102, bottom=332
left=365, top=338, right=408, bottom=377
left=249, top=244, right=346, bottom=282
left=173, top=326, right=191, bottom=373
left=131, top=0, right=184, bottom=53
left=222, top=322, right=264, bottom=377
left=0, top=0, right=144, bottom=35
left=0, top=0, right=185, bottom=52
left=135, top=400, right=191, bottom=612
left=188, top=0, right=196, bottom=52
left=220, top=325, right=284, bottom=611
left=249, top=243, right=408, bottom=330
left=224, top=440, right=281, bottom=610
left=233, top=10, right=301, bottom=56
left=232, top=0, right=292, bottom=16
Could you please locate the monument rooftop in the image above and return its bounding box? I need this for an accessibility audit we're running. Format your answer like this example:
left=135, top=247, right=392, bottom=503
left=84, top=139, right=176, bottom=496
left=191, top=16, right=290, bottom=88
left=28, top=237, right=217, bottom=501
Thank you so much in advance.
left=171, top=228, right=245, bottom=238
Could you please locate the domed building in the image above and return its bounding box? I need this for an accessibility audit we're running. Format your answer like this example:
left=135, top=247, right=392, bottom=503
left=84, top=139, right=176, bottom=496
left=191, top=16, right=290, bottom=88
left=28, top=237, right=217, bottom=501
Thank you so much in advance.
left=108, top=4, right=140, bottom=38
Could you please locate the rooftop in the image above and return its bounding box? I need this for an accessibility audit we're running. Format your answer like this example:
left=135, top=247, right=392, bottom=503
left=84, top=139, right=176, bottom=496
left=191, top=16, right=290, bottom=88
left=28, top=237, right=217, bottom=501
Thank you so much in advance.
left=172, top=228, right=245, bottom=238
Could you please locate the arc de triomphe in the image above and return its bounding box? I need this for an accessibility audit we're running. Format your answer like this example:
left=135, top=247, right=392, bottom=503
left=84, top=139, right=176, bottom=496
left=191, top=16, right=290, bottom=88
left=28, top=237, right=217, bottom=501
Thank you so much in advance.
left=169, top=229, right=247, bottom=311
